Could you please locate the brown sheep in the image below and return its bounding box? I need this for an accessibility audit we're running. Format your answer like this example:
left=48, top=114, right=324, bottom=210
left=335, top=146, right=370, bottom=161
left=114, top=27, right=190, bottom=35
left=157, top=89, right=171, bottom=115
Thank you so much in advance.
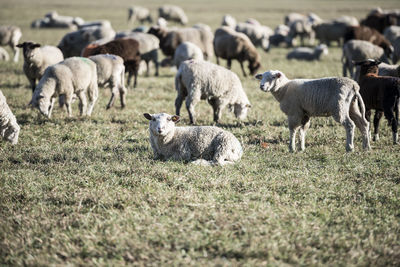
left=361, top=13, right=398, bottom=33
left=83, top=38, right=141, bottom=88
left=213, top=26, right=261, bottom=77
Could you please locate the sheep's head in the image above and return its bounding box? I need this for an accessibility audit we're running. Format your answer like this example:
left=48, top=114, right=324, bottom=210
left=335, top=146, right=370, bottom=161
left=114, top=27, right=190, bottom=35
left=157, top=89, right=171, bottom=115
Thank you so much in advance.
left=2, top=120, right=20, bottom=145
left=31, top=93, right=52, bottom=118
left=16, top=42, right=41, bottom=60
left=255, top=70, right=284, bottom=92
left=249, top=60, right=261, bottom=76
left=354, top=59, right=380, bottom=75
left=144, top=113, right=180, bottom=137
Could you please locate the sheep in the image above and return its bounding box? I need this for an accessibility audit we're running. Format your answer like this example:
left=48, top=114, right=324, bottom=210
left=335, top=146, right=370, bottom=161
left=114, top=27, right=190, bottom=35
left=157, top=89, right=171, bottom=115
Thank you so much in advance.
left=143, top=112, right=243, bottom=166
left=235, top=22, right=271, bottom=52
left=354, top=62, right=400, bottom=83
left=344, top=26, right=393, bottom=57
left=332, top=16, right=359, bottom=27
left=284, top=13, right=307, bottom=26
left=173, top=41, right=204, bottom=68
left=83, top=38, right=141, bottom=88
left=355, top=59, right=400, bottom=144
left=31, top=12, right=81, bottom=29
left=0, top=47, right=9, bottom=61
left=255, top=70, right=371, bottom=152
left=88, top=54, right=127, bottom=109
left=115, top=31, right=160, bottom=76
left=214, top=26, right=261, bottom=77
left=156, top=17, right=168, bottom=28
left=384, top=25, right=400, bottom=44
left=57, top=24, right=116, bottom=58
left=393, top=36, right=400, bottom=64
left=77, top=20, right=111, bottom=30
left=286, top=44, right=328, bottom=61
left=0, top=90, right=20, bottom=145
left=312, top=21, right=348, bottom=46
left=158, top=5, right=188, bottom=25
left=269, top=24, right=291, bottom=47
left=16, top=42, right=64, bottom=93
left=128, top=6, right=152, bottom=24
left=361, top=13, right=398, bottom=33
left=147, top=26, right=213, bottom=60
left=31, top=57, right=98, bottom=118
left=175, top=59, right=251, bottom=124
left=222, top=14, right=237, bottom=28
left=286, top=19, right=315, bottom=46
left=342, top=40, right=389, bottom=78
left=0, top=26, right=22, bottom=62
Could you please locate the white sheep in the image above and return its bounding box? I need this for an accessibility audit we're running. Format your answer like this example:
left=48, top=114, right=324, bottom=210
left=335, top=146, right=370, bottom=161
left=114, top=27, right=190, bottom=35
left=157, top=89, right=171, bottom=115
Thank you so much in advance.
left=0, top=25, right=22, bottom=62
left=88, top=54, right=127, bottom=109
left=286, top=44, right=328, bottom=61
left=0, top=90, right=20, bottom=145
left=143, top=112, right=243, bottom=166
left=235, top=22, right=271, bottom=52
left=31, top=57, right=98, bottom=118
left=221, top=14, right=237, bottom=28
left=255, top=70, right=371, bottom=152
left=342, top=40, right=388, bottom=78
left=0, top=47, right=9, bottom=61
left=128, top=6, right=152, bottom=24
left=173, top=41, right=204, bottom=68
left=16, top=42, right=64, bottom=93
left=175, top=59, right=251, bottom=124
left=158, top=5, right=188, bottom=25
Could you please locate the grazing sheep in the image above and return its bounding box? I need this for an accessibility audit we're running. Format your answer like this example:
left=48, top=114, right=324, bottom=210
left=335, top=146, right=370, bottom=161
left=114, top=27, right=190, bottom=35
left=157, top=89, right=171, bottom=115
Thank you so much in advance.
left=158, top=5, right=188, bottom=25
left=269, top=24, right=291, bottom=47
left=57, top=24, right=116, bottom=58
left=16, top=42, right=64, bottom=93
left=287, top=19, right=315, bottom=46
left=175, top=60, right=251, bottom=124
left=115, top=31, right=160, bottom=76
left=0, top=47, right=9, bottom=61
left=384, top=25, right=400, bottom=44
left=88, top=54, right=127, bottom=109
left=173, top=41, right=204, bottom=68
left=255, top=70, right=370, bottom=152
left=313, top=21, right=348, bottom=46
left=128, top=6, right=152, bottom=24
left=82, top=38, right=141, bottom=88
left=342, top=40, right=388, bottom=78
left=235, top=22, right=271, bottom=52
left=143, top=112, right=243, bottom=166
left=214, top=26, right=261, bottom=77
left=0, top=90, right=20, bottom=145
left=31, top=57, right=98, bottom=118
left=286, top=44, right=328, bottom=61
left=0, top=26, right=22, bottom=62
left=355, top=59, right=400, bottom=144
left=222, top=14, right=237, bottom=28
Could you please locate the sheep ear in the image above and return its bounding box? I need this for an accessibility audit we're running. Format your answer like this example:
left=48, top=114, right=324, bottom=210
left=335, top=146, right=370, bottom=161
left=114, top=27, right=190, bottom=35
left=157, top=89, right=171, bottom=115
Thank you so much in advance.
left=171, top=115, right=180, bottom=123
left=143, top=113, right=153, bottom=120
left=32, top=43, right=41, bottom=48
left=16, top=43, right=24, bottom=48
left=255, top=74, right=263, bottom=80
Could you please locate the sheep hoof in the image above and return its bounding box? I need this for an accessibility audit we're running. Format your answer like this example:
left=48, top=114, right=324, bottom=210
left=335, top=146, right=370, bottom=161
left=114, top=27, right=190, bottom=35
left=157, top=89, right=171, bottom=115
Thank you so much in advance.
left=373, top=134, right=379, bottom=141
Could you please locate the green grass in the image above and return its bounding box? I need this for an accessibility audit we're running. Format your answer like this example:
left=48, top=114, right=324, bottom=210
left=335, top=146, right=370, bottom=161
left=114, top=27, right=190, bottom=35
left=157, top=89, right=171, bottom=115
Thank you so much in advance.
left=1, top=0, right=400, bottom=265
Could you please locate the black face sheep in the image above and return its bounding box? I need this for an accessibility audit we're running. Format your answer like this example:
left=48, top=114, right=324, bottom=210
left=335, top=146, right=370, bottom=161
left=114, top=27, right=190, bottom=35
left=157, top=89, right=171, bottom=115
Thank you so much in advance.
left=143, top=113, right=243, bottom=166
left=17, top=42, right=64, bottom=93
left=83, top=38, right=141, bottom=88
left=0, top=90, right=20, bottom=145
left=286, top=44, right=328, bottom=61
left=214, top=26, right=261, bottom=77
left=175, top=60, right=251, bottom=124
left=355, top=59, right=400, bottom=144
left=255, top=70, right=370, bottom=152
left=0, top=25, right=22, bottom=62
left=31, top=57, right=98, bottom=118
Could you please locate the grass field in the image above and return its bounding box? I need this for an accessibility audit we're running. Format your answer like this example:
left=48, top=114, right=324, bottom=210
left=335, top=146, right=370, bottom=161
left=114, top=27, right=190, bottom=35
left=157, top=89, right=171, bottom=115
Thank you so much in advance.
left=1, top=0, right=400, bottom=265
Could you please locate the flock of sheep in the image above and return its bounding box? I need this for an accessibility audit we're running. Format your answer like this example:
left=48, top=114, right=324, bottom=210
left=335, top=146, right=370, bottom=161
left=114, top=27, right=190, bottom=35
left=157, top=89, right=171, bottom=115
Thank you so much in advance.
left=1, top=5, right=400, bottom=166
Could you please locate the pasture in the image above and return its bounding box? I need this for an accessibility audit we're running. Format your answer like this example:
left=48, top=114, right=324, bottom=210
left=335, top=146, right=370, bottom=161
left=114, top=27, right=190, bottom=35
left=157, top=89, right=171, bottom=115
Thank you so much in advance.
left=1, top=0, right=400, bottom=265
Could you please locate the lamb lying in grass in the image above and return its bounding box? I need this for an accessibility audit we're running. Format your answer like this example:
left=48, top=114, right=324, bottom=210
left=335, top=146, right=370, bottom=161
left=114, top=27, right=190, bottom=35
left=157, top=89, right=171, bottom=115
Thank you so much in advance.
left=144, top=112, right=243, bottom=166
left=255, top=70, right=371, bottom=152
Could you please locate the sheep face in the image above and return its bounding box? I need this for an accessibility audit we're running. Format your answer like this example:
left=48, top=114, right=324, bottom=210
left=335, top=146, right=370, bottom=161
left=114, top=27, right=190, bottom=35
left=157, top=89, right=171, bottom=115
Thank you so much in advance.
left=32, top=95, right=52, bottom=118
left=144, top=113, right=180, bottom=137
left=355, top=59, right=381, bottom=75
left=255, top=70, right=283, bottom=92
left=16, top=42, right=41, bottom=60
left=2, top=122, right=20, bottom=145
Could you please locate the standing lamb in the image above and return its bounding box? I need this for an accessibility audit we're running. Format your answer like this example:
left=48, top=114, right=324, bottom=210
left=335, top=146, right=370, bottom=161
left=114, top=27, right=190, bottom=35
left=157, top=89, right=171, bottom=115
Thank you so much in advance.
left=0, top=90, right=20, bottom=145
left=158, top=5, right=188, bottom=25
left=255, top=70, right=370, bottom=152
left=88, top=54, right=127, bottom=109
left=143, top=112, right=243, bottom=166
left=355, top=59, right=400, bottom=144
left=31, top=57, right=98, bottom=118
left=173, top=41, right=204, bottom=68
left=286, top=44, right=328, bottom=61
left=175, top=60, right=251, bottom=124
left=0, top=47, right=9, bottom=61
left=16, top=42, right=64, bottom=93
left=128, top=6, right=152, bottom=24
left=342, top=40, right=389, bottom=78
left=0, top=26, right=22, bottom=62
left=214, top=26, right=261, bottom=77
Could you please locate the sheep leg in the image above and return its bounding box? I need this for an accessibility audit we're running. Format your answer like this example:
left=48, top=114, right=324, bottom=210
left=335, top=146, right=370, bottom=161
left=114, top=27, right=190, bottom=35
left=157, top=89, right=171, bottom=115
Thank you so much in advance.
left=47, top=97, right=56, bottom=118
left=216, top=57, right=220, bottom=65
left=349, top=101, right=371, bottom=150
left=185, top=91, right=200, bottom=124
left=342, top=59, right=348, bottom=77
left=226, top=59, right=232, bottom=69
left=12, top=45, right=19, bottom=63
left=338, top=114, right=355, bottom=152
left=175, top=92, right=185, bottom=116
left=373, top=111, right=383, bottom=141
left=239, top=61, right=247, bottom=77
left=145, top=60, right=150, bottom=77
left=154, top=58, right=159, bottom=77
left=107, top=86, right=118, bottom=110
left=133, top=70, right=138, bottom=88
left=77, top=91, right=87, bottom=116
left=29, top=78, right=36, bottom=93
left=86, top=82, right=99, bottom=116
left=299, top=115, right=310, bottom=151
left=288, top=116, right=301, bottom=152
left=64, top=94, right=73, bottom=117
left=119, top=85, right=127, bottom=109
left=209, top=98, right=226, bottom=123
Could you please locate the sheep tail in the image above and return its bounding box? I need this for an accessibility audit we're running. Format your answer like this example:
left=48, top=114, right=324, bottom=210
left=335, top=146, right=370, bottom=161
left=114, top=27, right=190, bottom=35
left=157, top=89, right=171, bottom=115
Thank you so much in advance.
left=354, top=89, right=366, bottom=118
